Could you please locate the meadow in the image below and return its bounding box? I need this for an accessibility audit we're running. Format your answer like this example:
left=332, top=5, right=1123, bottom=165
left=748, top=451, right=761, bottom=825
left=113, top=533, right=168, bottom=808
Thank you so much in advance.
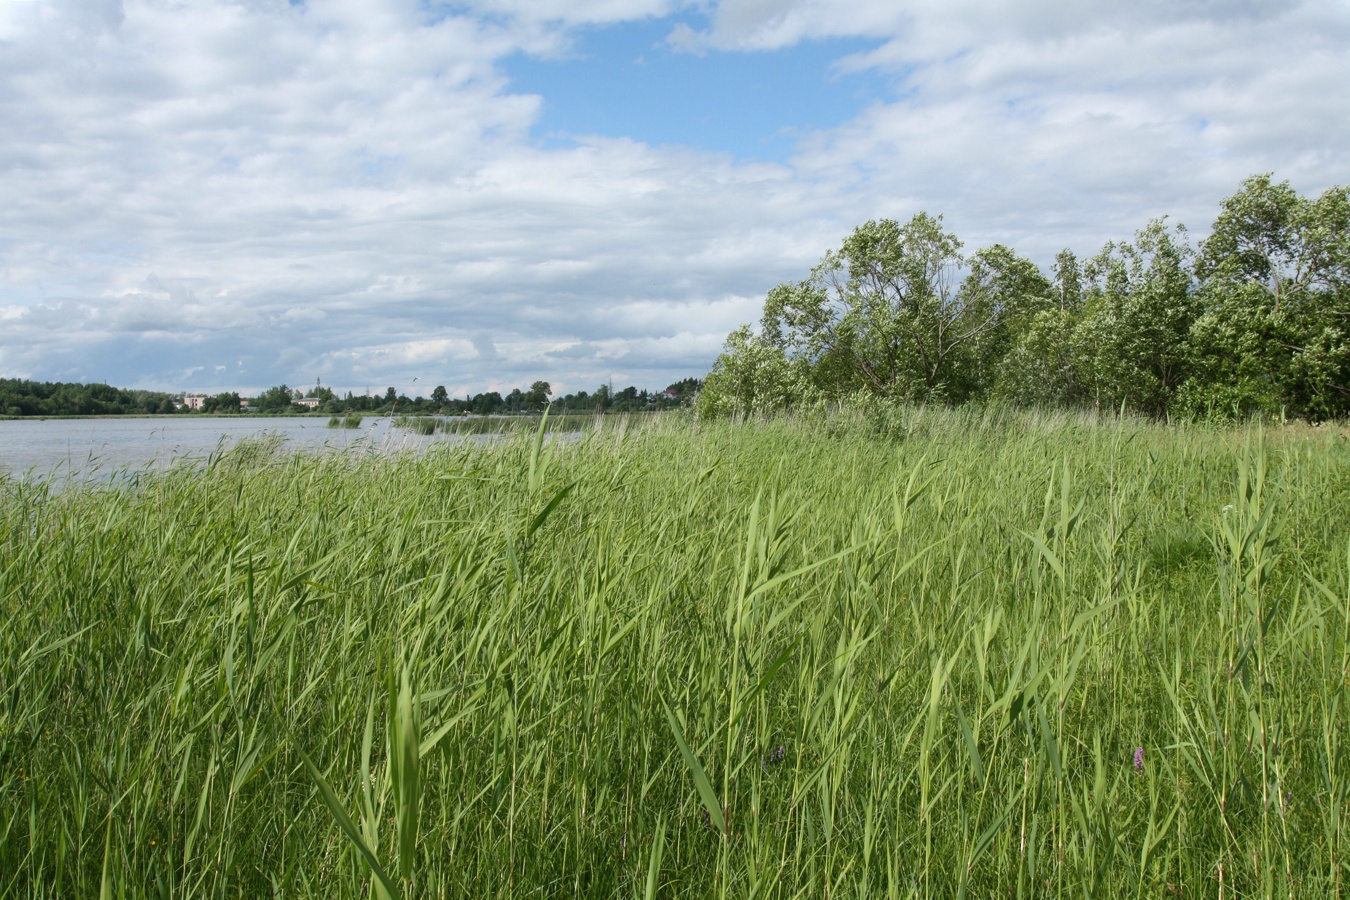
left=1, top=407, right=1348, bottom=897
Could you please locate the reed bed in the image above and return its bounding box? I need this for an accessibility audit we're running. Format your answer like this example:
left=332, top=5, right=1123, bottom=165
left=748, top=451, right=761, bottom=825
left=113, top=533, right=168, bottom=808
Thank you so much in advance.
left=390, top=415, right=596, bottom=437
left=1, top=407, right=1348, bottom=897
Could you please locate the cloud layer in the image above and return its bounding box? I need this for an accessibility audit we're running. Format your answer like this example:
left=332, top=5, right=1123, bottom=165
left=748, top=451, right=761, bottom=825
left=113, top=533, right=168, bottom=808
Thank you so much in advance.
left=1, top=0, right=1345, bottom=396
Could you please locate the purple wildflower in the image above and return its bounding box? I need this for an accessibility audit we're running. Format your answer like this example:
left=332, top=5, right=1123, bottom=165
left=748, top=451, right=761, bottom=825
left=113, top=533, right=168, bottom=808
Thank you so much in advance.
left=762, top=745, right=788, bottom=772
left=1133, top=747, right=1145, bottom=773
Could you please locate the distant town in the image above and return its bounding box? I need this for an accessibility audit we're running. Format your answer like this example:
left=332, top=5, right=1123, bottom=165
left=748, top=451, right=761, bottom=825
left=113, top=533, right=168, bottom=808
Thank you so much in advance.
left=0, top=377, right=702, bottom=417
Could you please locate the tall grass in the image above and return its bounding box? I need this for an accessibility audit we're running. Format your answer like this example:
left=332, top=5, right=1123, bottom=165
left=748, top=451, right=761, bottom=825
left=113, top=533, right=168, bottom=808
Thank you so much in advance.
left=391, top=414, right=596, bottom=436
left=1, top=407, right=1348, bottom=896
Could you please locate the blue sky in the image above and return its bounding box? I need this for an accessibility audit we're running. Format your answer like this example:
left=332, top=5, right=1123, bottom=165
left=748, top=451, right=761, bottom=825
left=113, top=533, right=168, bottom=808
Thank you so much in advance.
left=506, top=19, right=886, bottom=162
left=0, top=0, right=1347, bottom=397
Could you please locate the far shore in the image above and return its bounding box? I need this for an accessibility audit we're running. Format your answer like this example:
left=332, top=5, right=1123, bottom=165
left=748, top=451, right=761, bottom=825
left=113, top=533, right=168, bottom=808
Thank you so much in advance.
left=0, top=410, right=591, bottom=422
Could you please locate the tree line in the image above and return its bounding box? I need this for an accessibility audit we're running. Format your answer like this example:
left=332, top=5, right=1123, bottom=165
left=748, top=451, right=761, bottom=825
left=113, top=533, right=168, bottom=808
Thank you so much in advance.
left=295, top=378, right=701, bottom=415
left=0, top=380, right=179, bottom=417
left=1, top=377, right=702, bottom=417
left=697, top=174, right=1349, bottom=421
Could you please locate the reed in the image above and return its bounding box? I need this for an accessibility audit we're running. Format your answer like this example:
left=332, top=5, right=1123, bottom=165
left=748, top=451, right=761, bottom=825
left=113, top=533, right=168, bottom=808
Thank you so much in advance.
left=1, top=408, right=1348, bottom=897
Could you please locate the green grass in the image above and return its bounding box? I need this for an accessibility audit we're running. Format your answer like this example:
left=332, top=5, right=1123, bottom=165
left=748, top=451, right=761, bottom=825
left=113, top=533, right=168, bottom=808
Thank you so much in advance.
left=391, top=414, right=597, bottom=436
left=2, top=406, right=1349, bottom=897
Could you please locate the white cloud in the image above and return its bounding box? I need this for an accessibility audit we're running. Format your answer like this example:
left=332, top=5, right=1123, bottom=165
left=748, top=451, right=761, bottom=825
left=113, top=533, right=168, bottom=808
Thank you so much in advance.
left=0, top=0, right=1346, bottom=394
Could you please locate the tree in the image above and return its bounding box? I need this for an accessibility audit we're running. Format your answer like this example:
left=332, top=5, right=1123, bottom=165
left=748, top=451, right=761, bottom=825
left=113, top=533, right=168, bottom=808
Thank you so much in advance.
left=990, top=223, right=1200, bottom=417
left=992, top=250, right=1084, bottom=407
left=471, top=391, right=503, bottom=414
left=760, top=214, right=1014, bottom=401
left=202, top=391, right=241, bottom=413
left=1181, top=175, right=1350, bottom=419
left=1076, top=219, right=1199, bottom=416
left=527, top=381, right=551, bottom=410
left=1196, top=174, right=1349, bottom=308
left=257, top=384, right=294, bottom=412
left=430, top=385, right=448, bottom=406
left=666, top=377, right=703, bottom=396
left=992, top=307, right=1083, bottom=408
left=953, top=244, right=1053, bottom=400
left=696, top=325, right=816, bottom=418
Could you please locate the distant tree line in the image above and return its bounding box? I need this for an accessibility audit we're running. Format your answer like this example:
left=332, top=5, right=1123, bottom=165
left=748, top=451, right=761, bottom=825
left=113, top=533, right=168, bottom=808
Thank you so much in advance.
left=258, top=378, right=703, bottom=415
left=0, top=379, right=179, bottom=416
left=698, top=174, right=1349, bottom=421
left=0, top=377, right=703, bottom=418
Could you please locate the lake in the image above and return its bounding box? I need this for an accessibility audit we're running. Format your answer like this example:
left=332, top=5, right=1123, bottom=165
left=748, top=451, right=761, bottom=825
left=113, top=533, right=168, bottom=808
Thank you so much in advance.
left=0, top=416, right=465, bottom=482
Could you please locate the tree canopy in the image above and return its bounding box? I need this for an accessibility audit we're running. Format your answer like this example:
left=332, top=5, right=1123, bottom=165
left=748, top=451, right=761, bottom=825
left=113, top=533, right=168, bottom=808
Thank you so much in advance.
left=0, top=380, right=179, bottom=416
left=699, top=174, right=1350, bottom=421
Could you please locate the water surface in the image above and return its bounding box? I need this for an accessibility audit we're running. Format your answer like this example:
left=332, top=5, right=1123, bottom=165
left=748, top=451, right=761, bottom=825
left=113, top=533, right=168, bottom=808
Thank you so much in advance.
left=0, top=416, right=456, bottom=483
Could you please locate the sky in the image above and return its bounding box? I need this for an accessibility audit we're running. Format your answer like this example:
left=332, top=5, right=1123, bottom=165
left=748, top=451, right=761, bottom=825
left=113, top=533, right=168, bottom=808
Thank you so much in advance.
left=1, top=0, right=1346, bottom=399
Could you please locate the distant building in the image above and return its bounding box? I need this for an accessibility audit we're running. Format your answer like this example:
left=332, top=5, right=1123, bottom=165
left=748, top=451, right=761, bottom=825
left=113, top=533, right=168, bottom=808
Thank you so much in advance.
left=295, top=397, right=321, bottom=410
left=182, top=394, right=207, bottom=410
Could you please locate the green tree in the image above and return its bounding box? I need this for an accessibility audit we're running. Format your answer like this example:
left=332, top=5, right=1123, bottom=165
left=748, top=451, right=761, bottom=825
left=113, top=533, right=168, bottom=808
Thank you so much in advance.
left=953, top=244, right=1053, bottom=400
left=430, top=385, right=448, bottom=406
left=526, top=381, right=551, bottom=410
left=696, top=325, right=816, bottom=418
left=1076, top=219, right=1199, bottom=416
left=471, top=392, right=503, bottom=414
left=760, top=214, right=1015, bottom=402
left=257, top=385, right=295, bottom=412
left=1180, top=174, right=1350, bottom=419
left=992, top=250, right=1086, bottom=407
left=992, top=307, right=1083, bottom=408
left=202, top=391, right=241, bottom=413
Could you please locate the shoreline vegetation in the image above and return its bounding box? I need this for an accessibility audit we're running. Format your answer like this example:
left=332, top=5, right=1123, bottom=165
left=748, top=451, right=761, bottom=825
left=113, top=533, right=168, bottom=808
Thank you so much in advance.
left=0, top=378, right=703, bottom=419
left=696, top=175, right=1348, bottom=424
left=0, top=410, right=628, bottom=426
left=3, top=405, right=1349, bottom=895
left=388, top=413, right=600, bottom=435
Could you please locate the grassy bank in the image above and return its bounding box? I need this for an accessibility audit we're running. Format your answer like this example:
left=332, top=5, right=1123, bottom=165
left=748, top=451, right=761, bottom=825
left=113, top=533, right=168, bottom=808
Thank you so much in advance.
left=2, top=407, right=1349, bottom=897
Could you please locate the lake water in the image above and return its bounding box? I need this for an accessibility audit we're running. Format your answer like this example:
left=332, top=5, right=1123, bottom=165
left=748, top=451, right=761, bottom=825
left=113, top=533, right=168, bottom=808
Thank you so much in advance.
left=0, top=416, right=465, bottom=482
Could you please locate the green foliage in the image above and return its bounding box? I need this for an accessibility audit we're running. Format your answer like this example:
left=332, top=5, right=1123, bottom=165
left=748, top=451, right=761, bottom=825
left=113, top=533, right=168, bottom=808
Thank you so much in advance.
left=760, top=214, right=1005, bottom=401
left=1180, top=174, right=1350, bottom=420
left=709, top=174, right=1349, bottom=423
left=695, top=324, right=818, bottom=418
left=3, top=410, right=1350, bottom=895
left=201, top=391, right=242, bottom=413
left=256, top=384, right=296, bottom=412
left=1076, top=219, right=1200, bottom=416
left=0, top=379, right=180, bottom=416
left=526, top=380, right=552, bottom=411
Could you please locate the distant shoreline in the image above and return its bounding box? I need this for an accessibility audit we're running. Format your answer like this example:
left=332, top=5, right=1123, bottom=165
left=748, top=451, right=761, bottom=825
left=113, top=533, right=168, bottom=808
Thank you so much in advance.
left=0, top=410, right=619, bottom=422
left=0, top=412, right=331, bottom=421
